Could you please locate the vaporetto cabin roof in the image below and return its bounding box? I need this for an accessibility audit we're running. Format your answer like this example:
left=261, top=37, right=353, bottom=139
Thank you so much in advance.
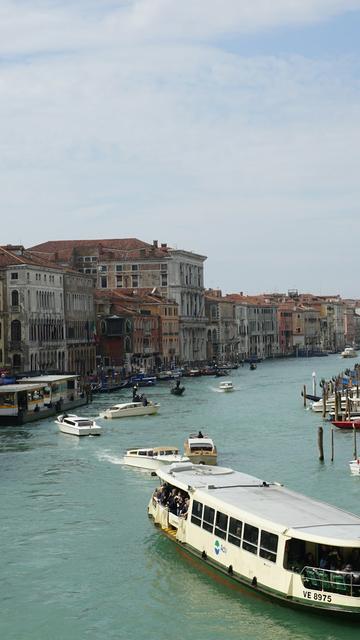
left=157, top=464, right=360, bottom=546
left=0, top=383, right=47, bottom=394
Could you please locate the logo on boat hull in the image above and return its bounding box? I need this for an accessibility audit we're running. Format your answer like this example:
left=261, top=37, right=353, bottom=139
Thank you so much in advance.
left=214, top=539, right=226, bottom=555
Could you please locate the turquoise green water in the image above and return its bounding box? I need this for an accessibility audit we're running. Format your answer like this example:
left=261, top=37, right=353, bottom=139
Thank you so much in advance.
left=1, top=355, right=359, bottom=640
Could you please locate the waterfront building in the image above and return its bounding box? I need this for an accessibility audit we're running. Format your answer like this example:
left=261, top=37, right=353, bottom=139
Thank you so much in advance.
left=0, top=245, right=95, bottom=375
left=277, top=304, right=294, bottom=356
left=0, top=245, right=66, bottom=373
left=95, top=288, right=179, bottom=372
left=246, top=300, right=279, bottom=359
left=205, top=290, right=240, bottom=362
left=29, top=238, right=207, bottom=364
left=0, top=271, right=5, bottom=369
left=95, top=291, right=134, bottom=371
left=64, top=271, right=96, bottom=375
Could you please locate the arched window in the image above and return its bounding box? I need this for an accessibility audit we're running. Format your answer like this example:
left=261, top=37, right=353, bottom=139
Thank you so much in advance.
left=13, top=354, right=21, bottom=369
left=11, top=320, right=21, bottom=342
left=125, top=336, right=132, bottom=353
left=11, top=290, right=19, bottom=306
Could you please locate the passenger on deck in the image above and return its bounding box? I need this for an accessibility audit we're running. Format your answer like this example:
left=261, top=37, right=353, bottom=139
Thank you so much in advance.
left=198, top=431, right=204, bottom=438
left=304, top=552, right=315, bottom=567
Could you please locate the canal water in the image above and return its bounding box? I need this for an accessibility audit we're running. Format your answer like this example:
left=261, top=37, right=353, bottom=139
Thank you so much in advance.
left=1, top=354, right=359, bottom=640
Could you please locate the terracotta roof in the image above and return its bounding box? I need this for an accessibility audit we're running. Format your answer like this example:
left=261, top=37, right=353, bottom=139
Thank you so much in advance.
left=0, top=245, right=63, bottom=270
left=28, top=238, right=169, bottom=262
left=95, top=288, right=175, bottom=306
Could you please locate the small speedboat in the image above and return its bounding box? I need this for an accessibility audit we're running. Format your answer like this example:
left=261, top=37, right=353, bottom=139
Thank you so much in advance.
left=341, top=347, right=358, bottom=358
left=332, top=419, right=360, bottom=430
left=171, top=385, right=185, bottom=396
left=123, top=447, right=189, bottom=471
left=219, top=381, right=234, bottom=392
left=349, top=459, right=360, bottom=475
left=184, top=433, right=217, bottom=465
left=99, top=401, right=159, bottom=419
left=250, top=362, right=257, bottom=370
left=55, top=414, right=102, bottom=436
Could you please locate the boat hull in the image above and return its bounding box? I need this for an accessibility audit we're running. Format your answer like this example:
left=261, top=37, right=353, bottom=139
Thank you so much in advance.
left=56, top=423, right=101, bottom=436
left=332, top=421, right=360, bottom=429
left=148, top=508, right=360, bottom=617
left=123, top=455, right=188, bottom=470
left=185, top=453, right=217, bottom=466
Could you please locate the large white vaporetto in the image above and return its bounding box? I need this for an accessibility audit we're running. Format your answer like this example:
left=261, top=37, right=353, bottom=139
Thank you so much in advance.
left=148, top=463, right=360, bottom=616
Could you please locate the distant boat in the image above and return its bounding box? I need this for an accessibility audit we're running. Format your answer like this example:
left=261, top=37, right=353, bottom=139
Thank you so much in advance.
left=99, top=401, right=159, bottom=419
left=332, top=419, right=360, bottom=430
left=219, top=381, right=234, bottom=392
left=341, top=347, right=358, bottom=358
left=349, top=459, right=360, bottom=475
left=171, top=385, right=185, bottom=396
left=184, top=433, right=217, bottom=465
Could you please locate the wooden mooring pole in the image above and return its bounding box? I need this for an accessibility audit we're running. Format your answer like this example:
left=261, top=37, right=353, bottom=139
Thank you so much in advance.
left=318, top=426, right=324, bottom=461
left=331, top=427, right=334, bottom=462
left=322, top=387, right=327, bottom=419
left=303, top=385, right=307, bottom=408
left=334, top=390, right=339, bottom=421
left=353, top=424, right=358, bottom=460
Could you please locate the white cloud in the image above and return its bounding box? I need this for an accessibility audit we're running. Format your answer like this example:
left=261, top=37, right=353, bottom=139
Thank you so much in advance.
left=0, top=1, right=360, bottom=295
left=1, top=0, right=360, bottom=54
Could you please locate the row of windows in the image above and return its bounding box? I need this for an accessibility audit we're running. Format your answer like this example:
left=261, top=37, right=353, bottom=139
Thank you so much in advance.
left=191, top=501, right=278, bottom=563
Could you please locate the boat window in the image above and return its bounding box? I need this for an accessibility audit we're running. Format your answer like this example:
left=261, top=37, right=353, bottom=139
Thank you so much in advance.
left=215, top=511, right=228, bottom=540
left=242, top=523, right=259, bottom=555
left=259, top=530, right=278, bottom=563
left=228, top=518, right=242, bottom=547
left=191, top=501, right=203, bottom=527
left=138, top=451, right=148, bottom=456
left=202, top=506, right=215, bottom=533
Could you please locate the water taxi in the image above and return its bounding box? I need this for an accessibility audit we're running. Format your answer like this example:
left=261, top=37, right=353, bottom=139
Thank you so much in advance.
left=184, top=434, right=217, bottom=465
left=148, top=463, right=360, bottom=616
left=55, top=414, right=102, bottom=436
left=99, top=400, right=159, bottom=419
left=219, top=381, right=234, bottom=392
left=341, top=347, right=358, bottom=358
left=123, top=447, right=189, bottom=471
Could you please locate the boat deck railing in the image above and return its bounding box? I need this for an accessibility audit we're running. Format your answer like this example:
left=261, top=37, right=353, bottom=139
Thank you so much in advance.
left=301, top=566, right=360, bottom=597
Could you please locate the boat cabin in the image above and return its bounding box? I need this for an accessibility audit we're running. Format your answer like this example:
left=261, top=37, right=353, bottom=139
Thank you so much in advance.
left=127, top=447, right=180, bottom=457
left=19, top=375, right=82, bottom=407
left=0, top=383, right=47, bottom=422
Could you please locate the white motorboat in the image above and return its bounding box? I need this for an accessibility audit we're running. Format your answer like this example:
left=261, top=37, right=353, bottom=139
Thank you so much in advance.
left=341, top=347, right=358, bottom=358
left=349, top=459, right=360, bottom=475
left=311, top=395, right=360, bottom=413
left=123, top=447, right=189, bottom=471
left=184, top=433, right=217, bottom=465
left=55, top=414, right=102, bottom=436
left=99, top=401, right=159, bottom=419
left=219, top=380, right=234, bottom=392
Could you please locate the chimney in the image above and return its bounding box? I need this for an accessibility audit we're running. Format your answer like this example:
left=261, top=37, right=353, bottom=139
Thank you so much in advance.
left=153, top=240, right=158, bottom=248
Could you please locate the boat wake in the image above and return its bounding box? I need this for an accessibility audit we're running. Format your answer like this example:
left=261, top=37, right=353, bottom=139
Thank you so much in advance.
left=96, top=450, right=124, bottom=466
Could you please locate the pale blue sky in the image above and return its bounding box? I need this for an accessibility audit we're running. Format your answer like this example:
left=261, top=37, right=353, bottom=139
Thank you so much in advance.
left=1, top=1, right=360, bottom=297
